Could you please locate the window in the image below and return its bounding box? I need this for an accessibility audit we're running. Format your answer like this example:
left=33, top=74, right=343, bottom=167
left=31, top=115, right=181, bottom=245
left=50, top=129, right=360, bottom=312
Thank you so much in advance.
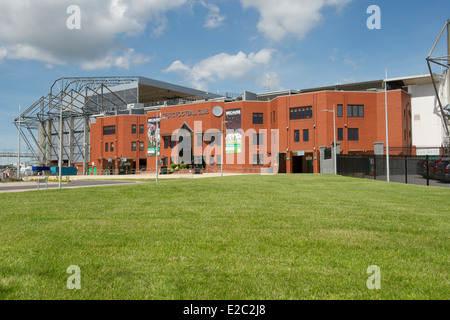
left=164, top=136, right=169, bottom=149
left=294, top=130, right=300, bottom=142
left=253, top=133, right=263, bottom=145
left=359, top=105, right=364, bottom=117
left=347, top=105, right=364, bottom=118
left=139, top=125, right=144, bottom=134
left=210, top=135, right=216, bottom=147
left=105, top=143, right=109, bottom=152
left=110, top=142, right=114, bottom=152
left=170, top=138, right=176, bottom=149
left=132, top=124, right=137, bottom=134
left=197, top=134, right=203, bottom=147
left=303, top=129, right=309, bottom=142
left=273, top=111, right=275, bottom=123
left=103, top=125, right=115, bottom=135
left=253, top=154, right=264, bottom=166
left=131, top=142, right=137, bottom=151
left=337, top=105, right=343, bottom=117
left=348, top=128, right=359, bottom=141
left=217, top=155, right=222, bottom=165
left=216, top=133, right=221, bottom=146
left=253, top=113, right=263, bottom=124
left=337, top=128, right=344, bottom=141
left=290, top=106, right=313, bottom=120
left=139, top=142, right=144, bottom=152
left=210, top=155, right=215, bottom=166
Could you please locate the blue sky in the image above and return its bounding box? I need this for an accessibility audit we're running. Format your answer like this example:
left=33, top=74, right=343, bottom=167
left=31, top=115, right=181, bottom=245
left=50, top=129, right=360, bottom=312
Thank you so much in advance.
left=0, top=0, right=449, bottom=157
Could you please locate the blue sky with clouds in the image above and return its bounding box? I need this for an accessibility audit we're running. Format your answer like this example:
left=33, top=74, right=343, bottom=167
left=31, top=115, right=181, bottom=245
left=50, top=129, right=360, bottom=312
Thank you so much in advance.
left=0, top=0, right=449, bottom=155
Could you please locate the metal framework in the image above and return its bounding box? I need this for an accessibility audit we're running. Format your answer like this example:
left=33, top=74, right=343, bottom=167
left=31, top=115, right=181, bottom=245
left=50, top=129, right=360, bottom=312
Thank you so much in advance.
left=426, top=19, right=450, bottom=136
left=12, top=77, right=139, bottom=174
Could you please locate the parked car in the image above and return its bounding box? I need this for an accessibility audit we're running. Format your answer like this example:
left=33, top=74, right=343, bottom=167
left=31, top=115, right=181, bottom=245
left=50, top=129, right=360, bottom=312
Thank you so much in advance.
left=418, top=158, right=450, bottom=179
left=416, top=159, right=427, bottom=176
left=422, top=159, right=445, bottom=179
left=435, top=161, right=450, bottom=182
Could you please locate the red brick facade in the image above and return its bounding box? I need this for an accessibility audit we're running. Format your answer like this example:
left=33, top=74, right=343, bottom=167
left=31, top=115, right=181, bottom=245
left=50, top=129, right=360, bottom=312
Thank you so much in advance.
left=89, top=89, right=411, bottom=174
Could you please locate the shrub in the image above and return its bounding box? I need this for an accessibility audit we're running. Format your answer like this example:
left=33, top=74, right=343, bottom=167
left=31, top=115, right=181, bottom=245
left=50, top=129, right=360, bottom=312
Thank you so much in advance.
left=180, top=163, right=188, bottom=170
left=170, top=163, right=177, bottom=169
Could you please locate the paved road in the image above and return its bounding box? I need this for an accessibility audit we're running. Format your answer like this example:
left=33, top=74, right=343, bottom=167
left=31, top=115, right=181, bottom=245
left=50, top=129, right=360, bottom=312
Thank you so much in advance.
left=363, top=174, right=450, bottom=188
left=0, top=180, right=144, bottom=194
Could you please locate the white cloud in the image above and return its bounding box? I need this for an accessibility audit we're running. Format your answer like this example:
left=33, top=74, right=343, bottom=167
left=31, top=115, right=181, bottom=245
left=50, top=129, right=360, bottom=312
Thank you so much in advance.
left=81, top=48, right=151, bottom=70
left=330, top=48, right=338, bottom=62
left=257, top=72, right=283, bottom=91
left=240, top=0, right=352, bottom=41
left=0, top=0, right=188, bottom=69
left=163, top=49, right=277, bottom=90
left=343, top=56, right=359, bottom=70
left=200, top=1, right=226, bottom=29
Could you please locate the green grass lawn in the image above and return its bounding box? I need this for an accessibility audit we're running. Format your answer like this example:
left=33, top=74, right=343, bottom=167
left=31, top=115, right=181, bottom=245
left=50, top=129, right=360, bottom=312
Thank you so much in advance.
left=0, top=175, right=448, bottom=300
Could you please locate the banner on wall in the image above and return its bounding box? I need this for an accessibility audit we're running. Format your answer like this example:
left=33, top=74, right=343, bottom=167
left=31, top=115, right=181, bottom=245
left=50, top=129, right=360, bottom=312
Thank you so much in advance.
left=225, top=108, right=242, bottom=154
left=147, top=117, right=160, bottom=157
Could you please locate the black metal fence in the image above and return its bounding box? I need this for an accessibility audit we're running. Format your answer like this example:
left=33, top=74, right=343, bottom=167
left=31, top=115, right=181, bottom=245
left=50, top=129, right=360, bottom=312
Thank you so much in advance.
left=337, top=154, right=450, bottom=188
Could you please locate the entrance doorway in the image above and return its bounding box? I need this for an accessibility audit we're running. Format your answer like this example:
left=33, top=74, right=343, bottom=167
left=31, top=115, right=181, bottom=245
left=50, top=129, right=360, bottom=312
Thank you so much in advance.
left=292, top=156, right=303, bottom=173
left=278, top=153, right=287, bottom=173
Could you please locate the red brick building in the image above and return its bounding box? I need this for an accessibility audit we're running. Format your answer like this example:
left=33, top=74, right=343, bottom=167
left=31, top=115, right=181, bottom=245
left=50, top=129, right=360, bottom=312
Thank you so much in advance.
left=90, top=88, right=411, bottom=174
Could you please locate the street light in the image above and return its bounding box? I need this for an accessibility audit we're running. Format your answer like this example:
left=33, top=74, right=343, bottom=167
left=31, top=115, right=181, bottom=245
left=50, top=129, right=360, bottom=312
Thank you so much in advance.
left=155, top=113, right=168, bottom=183
left=59, top=107, right=72, bottom=189
left=17, top=105, right=21, bottom=179
left=221, top=120, right=228, bottom=177
left=323, top=105, right=337, bottom=175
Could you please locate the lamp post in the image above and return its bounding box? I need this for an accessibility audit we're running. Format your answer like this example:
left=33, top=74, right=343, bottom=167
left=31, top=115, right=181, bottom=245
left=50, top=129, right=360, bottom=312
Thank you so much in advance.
left=58, top=107, right=63, bottom=189
left=385, top=69, right=390, bottom=182
left=323, top=105, right=337, bottom=175
left=58, top=107, right=73, bottom=189
left=17, top=105, right=21, bottom=179
left=221, top=120, right=228, bottom=177
left=155, top=114, right=168, bottom=183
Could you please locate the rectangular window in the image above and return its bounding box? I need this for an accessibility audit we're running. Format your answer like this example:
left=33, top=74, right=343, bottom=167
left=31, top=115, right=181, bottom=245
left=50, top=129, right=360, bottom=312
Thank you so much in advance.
left=210, top=135, right=216, bottom=147
left=303, top=129, right=309, bottom=142
left=197, top=134, right=203, bottom=147
left=253, top=133, right=263, bottom=145
left=131, top=142, right=137, bottom=151
left=216, top=155, right=222, bottom=165
left=359, top=105, right=364, bottom=117
left=337, top=128, right=344, bottom=141
left=132, top=124, right=137, bottom=134
left=253, top=154, right=264, bottom=166
left=273, top=111, right=275, bottom=123
left=337, top=105, right=343, bottom=117
left=348, top=128, right=359, bottom=141
left=348, top=105, right=364, bottom=118
left=216, top=133, right=221, bottom=146
left=294, top=130, right=300, bottom=142
left=253, top=113, right=263, bottom=124
left=139, top=142, right=144, bottom=152
left=110, top=142, right=114, bottom=152
left=210, top=155, right=215, bottom=166
left=290, top=106, right=313, bottom=120
left=139, top=124, right=144, bottom=134
left=105, top=143, right=109, bottom=152
left=164, top=136, right=169, bottom=149
left=103, top=125, right=116, bottom=135
left=170, top=138, right=176, bottom=149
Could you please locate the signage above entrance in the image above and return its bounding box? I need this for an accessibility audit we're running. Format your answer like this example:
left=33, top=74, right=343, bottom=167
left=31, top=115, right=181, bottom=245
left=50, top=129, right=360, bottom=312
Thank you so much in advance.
left=161, top=109, right=209, bottom=119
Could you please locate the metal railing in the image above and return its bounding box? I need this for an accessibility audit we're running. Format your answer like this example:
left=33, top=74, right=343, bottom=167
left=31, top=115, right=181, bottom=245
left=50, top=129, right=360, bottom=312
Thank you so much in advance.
left=337, top=154, right=450, bottom=188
